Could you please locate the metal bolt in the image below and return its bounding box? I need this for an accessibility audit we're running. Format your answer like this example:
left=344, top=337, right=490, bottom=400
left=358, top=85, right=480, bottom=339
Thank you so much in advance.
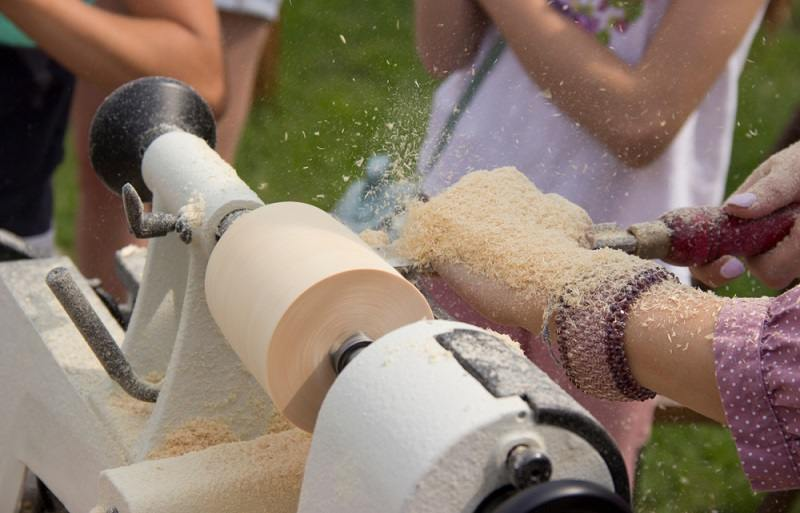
left=330, top=332, right=373, bottom=374
left=506, top=445, right=552, bottom=489
left=175, top=216, right=193, bottom=244
left=215, top=208, right=249, bottom=240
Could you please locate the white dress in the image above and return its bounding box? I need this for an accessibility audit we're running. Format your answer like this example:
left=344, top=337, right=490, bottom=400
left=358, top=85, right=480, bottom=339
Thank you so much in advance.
left=420, top=0, right=764, bottom=230
left=214, top=0, right=282, bottom=21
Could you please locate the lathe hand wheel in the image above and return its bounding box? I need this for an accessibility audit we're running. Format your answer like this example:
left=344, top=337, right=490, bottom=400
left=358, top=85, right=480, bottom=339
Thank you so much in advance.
left=481, top=480, right=631, bottom=513
left=89, top=76, right=216, bottom=201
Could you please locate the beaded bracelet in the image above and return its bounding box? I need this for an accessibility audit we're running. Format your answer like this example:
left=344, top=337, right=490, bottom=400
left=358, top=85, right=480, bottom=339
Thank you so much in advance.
left=552, top=265, right=676, bottom=401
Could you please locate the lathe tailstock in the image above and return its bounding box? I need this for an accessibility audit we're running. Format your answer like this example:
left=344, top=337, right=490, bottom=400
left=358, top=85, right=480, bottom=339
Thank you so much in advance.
left=0, top=77, right=632, bottom=513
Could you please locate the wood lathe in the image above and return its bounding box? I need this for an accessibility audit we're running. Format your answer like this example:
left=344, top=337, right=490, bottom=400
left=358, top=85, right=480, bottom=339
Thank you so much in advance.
left=0, top=77, right=632, bottom=513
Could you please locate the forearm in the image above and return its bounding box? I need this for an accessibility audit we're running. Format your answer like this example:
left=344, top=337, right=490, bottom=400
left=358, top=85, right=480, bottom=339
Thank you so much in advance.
left=623, top=283, right=727, bottom=422
left=622, top=282, right=800, bottom=491
left=415, top=0, right=489, bottom=78
left=475, top=0, right=764, bottom=166
left=0, top=0, right=224, bottom=112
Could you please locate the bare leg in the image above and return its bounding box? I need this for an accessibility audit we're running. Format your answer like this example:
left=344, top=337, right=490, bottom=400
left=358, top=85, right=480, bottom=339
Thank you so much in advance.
left=255, top=18, right=281, bottom=100
left=71, top=0, right=139, bottom=300
left=72, top=79, right=142, bottom=300
left=215, top=11, right=271, bottom=162
left=764, top=0, right=792, bottom=32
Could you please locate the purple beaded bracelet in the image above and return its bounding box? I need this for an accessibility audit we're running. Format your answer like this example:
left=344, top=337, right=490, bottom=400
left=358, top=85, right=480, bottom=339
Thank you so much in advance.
left=552, top=266, right=676, bottom=401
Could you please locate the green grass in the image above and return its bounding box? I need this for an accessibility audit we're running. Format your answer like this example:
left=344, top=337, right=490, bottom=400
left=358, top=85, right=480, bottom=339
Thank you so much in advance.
left=222, top=0, right=436, bottom=210
left=636, top=424, right=764, bottom=513
left=51, top=1, right=800, bottom=510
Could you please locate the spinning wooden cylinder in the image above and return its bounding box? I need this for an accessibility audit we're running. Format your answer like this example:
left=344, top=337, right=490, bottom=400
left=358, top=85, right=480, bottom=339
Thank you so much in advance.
left=205, top=202, right=432, bottom=431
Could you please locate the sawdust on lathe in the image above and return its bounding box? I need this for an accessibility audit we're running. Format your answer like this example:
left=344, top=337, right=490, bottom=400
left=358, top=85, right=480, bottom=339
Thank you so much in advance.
left=144, top=370, right=165, bottom=384
left=485, top=328, right=524, bottom=355
left=179, top=191, right=206, bottom=228
left=96, top=428, right=311, bottom=513
left=359, top=228, right=390, bottom=249
left=241, top=428, right=311, bottom=511
left=266, top=409, right=295, bottom=434
left=108, top=390, right=154, bottom=417
left=397, top=167, right=654, bottom=313
left=148, top=418, right=239, bottom=459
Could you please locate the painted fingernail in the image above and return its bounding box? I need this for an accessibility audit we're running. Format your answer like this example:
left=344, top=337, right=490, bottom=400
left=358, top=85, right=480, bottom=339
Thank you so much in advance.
left=726, top=193, right=757, bottom=208
left=720, top=257, right=746, bottom=279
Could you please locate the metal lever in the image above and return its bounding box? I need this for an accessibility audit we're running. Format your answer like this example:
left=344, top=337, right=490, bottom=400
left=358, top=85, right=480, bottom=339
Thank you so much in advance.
left=122, top=183, right=192, bottom=243
left=46, top=267, right=160, bottom=402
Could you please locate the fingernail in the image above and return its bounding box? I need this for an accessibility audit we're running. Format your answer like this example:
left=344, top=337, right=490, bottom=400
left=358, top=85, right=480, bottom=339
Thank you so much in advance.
left=720, top=257, right=746, bottom=279
left=726, top=193, right=757, bottom=208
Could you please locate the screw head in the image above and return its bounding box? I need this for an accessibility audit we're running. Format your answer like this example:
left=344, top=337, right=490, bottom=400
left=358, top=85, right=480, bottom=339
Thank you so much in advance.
left=507, top=445, right=553, bottom=489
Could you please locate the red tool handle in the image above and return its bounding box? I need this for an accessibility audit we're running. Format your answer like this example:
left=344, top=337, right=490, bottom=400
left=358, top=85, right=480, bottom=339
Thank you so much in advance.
left=661, top=203, right=800, bottom=266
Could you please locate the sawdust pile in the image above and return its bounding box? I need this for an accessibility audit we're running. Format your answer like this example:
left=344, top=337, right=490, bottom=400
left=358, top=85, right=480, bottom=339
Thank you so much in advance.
left=139, top=416, right=310, bottom=512
left=148, top=418, right=240, bottom=459
left=240, top=428, right=311, bottom=511
left=99, top=428, right=310, bottom=513
left=108, top=390, right=154, bottom=417
left=397, top=167, right=656, bottom=315
left=267, top=409, right=296, bottom=434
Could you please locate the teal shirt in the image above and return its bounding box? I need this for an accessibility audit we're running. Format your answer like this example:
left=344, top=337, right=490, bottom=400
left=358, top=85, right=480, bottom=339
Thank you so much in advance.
left=0, top=1, right=96, bottom=47
left=0, top=15, right=35, bottom=47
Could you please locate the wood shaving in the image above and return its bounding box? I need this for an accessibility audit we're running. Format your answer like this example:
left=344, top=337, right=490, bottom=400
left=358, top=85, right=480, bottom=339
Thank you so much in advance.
left=359, top=228, right=390, bottom=249
left=147, top=418, right=239, bottom=460
left=398, top=167, right=654, bottom=315
left=98, top=428, right=311, bottom=513
left=485, top=328, right=524, bottom=355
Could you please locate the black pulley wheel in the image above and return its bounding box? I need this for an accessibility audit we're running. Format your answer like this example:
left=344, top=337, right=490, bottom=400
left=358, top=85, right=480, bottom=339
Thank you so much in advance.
left=89, top=76, right=216, bottom=201
left=481, top=480, right=631, bottom=513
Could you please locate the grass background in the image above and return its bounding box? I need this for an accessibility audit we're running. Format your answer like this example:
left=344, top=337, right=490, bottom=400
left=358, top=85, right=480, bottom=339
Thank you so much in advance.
left=51, top=1, right=800, bottom=511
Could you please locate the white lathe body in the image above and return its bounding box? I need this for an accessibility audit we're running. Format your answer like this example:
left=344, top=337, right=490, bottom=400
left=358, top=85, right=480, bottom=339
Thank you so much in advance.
left=0, top=78, right=631, bottom=513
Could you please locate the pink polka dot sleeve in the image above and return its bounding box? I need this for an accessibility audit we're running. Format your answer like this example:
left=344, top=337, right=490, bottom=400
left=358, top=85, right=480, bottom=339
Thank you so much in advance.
left=713, top=290, right=800, bottom=492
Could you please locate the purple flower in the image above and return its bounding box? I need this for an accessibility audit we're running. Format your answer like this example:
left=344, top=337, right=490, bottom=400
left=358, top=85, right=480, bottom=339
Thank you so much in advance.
left=546, top=0, right=644, bottom=42
left=575, top=13, right=601, bottom=32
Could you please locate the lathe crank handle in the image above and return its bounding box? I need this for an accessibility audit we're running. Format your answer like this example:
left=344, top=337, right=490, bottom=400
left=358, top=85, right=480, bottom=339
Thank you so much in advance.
left=121, top=183, right=193, bottom=243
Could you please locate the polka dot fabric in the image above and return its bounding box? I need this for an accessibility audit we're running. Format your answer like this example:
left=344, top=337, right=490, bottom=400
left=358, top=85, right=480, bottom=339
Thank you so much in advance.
left=714, top=291, right=800, bottom=491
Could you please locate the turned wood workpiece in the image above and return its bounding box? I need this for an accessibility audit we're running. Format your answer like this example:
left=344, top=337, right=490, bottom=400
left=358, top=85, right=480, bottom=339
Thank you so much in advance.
left=205, top=202, right=432, bottom=432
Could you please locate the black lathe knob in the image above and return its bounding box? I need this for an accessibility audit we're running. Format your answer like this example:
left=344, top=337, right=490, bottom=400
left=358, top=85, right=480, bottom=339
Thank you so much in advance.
left=477, top=480, right=631, bottom=513
left=89, top=76, right=216, bottom=201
